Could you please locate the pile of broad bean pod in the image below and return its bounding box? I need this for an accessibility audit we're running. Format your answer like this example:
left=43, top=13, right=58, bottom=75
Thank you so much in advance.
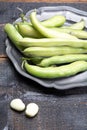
left=4, top=10, right=87, bottom=78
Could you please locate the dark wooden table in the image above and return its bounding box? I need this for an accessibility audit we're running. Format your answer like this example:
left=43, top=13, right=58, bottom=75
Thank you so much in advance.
left=1, top=2, right=87, bottom=130
left=1, top=0, right=87, bottom=3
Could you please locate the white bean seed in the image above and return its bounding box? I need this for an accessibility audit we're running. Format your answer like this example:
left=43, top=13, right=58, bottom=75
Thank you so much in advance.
left=10, top=98, right=25, bottom=111
left=25, top=103, right=39, bottom=117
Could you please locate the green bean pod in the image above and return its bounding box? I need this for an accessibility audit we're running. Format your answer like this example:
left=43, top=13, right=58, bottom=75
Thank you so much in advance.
left=41, top=14, right=66, bottom=27
left=19, top=37, right=87, bottom=48
left=23, top=60, right=87, bottom=78
left=29, top=11, right=78, bottom=39
left=38, top=54, right=87, bottom=67
left=61, top=19, right=85, bottom=30
left=17, top=14, right=66, bottom=27
left=23, top=47, right=87, bottom=57
left=17, top=24, right=43, bottom=38
left=53, top=28, right=87, bottom=39
left=4, top=23, right=24, bottom=51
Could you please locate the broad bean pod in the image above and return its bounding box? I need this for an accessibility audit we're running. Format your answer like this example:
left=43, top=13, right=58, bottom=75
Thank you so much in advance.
left=19, top=37, right=87, bottom=48
left=17, top=24, right=43, bottom=38
left=4, top=23, right=24, bottom=51
left=18, top=13, right=66, bottom=27
left=24, top=60, right=87, bottom=78
left=41, top=14, right=66, bottom=27
left=23, top=47, right=87, bottom=57
left=38, top=54, right=87, bottom=67
left=29, top=11, right=78, bottom=39
left=61, top=19, right=85, bottom=30
left=53, top=28, right=87, bottom=39
left=22, top=16, right=85, bottom=29
left=26, top=15, right=66, bottom=27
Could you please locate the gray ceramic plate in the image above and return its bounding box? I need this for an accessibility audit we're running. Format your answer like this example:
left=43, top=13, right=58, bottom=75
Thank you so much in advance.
left=5, top=6, right=87, bottom=90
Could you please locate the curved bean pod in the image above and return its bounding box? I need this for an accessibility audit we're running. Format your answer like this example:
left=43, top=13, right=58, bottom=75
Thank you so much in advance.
left=53, top=28, right=87, bottom=39
left=61, top=19, right=85, bottom=30
left=4, top=23, right=23, bottom=51
left=17, top=24, right=43, bottom=38
left=24, top=60, right=87, bottom=78
left=18, top=14, right=66, bottom=27
left=19, top=37, right=87, bottom=48
left=30, top=11, right=78, bottom=39
left=23, top=47, right=87, bottom=57
left=38, top=54, right=87, bottom=67
left=41, top=14, right=66, bottom=27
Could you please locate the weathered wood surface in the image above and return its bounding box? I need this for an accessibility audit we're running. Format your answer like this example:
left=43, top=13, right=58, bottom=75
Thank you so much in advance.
left=1, top=0, right=87, bottom=2
left=1, top=2, right=87, bottom=130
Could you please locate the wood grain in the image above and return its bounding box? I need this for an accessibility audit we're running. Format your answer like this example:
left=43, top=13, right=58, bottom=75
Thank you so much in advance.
left=0, top=0, right=87, bottom=2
